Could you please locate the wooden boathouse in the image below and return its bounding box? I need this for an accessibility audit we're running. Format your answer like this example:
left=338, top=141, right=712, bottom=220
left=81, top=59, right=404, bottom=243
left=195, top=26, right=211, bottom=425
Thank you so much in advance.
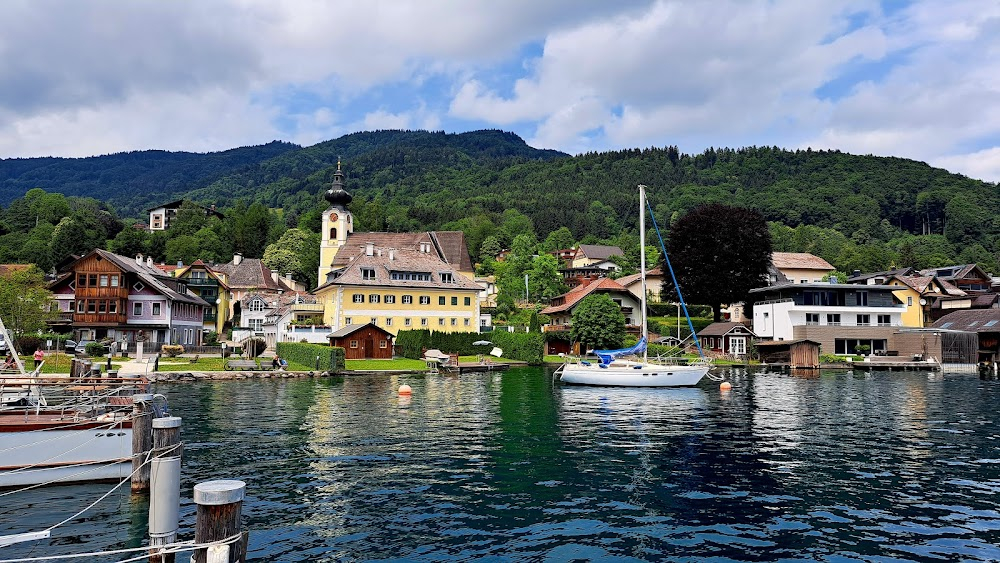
left=327, top=323, right=394, bottom=360
left=756, top=339, right=820, bottom=369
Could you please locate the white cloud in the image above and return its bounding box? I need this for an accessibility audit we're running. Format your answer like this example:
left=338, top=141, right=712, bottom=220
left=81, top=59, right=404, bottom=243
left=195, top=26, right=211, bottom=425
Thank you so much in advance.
left=934, top=148, right=1000, bottom=185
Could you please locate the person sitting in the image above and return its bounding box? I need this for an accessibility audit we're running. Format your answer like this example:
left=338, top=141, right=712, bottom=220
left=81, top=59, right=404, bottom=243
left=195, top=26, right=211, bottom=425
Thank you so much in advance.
left=2, top=352, right=16, bottom=370
left=271, top=356, right=280, bottom=369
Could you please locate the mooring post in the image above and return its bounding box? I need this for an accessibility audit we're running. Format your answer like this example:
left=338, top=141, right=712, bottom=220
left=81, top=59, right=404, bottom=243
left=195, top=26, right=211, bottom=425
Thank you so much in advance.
left=131, top=393, right=155, bottom=493
left=149, top=416, right=182, bottom=563
left=192, top=480, right=247, bottom=563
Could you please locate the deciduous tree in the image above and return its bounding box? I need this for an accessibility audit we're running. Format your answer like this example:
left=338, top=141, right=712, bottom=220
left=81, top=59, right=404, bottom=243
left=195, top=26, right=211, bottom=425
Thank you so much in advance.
left=571, top=294, right=626, bottom=351
left=663, top=204, right=771, bottom=321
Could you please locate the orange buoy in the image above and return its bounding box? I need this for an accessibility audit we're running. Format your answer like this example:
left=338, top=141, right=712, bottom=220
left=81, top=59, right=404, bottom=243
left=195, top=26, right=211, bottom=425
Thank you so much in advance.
left=398, top=384, right=413, bottom=395
left=720, top=381, right=732, bottom=391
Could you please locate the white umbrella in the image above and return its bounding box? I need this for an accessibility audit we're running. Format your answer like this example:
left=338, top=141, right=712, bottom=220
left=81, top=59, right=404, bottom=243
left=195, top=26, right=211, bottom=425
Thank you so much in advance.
left=473, top=340, right=491, bottom=346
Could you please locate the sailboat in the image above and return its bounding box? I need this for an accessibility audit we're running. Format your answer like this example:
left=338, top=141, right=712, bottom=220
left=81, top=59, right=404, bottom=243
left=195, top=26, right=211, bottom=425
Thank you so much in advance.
left=557, top=184, right=710, bottom=387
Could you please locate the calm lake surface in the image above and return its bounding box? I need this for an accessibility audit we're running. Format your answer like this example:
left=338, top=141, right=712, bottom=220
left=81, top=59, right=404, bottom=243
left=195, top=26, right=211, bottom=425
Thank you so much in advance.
left=3, top=367, right=1000, bottom=562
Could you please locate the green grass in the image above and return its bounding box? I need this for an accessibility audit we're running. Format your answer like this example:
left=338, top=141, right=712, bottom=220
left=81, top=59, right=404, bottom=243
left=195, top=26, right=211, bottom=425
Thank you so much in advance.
left=156, top=357, right=312, bottom=371
left=346, top=358, right=428, bottom=370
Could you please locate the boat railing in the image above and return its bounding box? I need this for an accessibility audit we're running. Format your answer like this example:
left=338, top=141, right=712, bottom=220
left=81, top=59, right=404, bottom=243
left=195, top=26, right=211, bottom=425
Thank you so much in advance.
left=1, top=376, right=150, bottom=416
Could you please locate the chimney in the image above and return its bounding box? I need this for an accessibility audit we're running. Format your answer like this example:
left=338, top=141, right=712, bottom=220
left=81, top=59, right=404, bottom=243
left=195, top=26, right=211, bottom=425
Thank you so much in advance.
left=829, top=276, right=838, bottom=284
left=177, top=260, right=183, bottom=268
left=271, top=272, right=279, bottom=283
left=233, top=253, right=243, bottom=266
left=147, top=256, right=154, bottom=268
left=136, top=254, right=143, bottom=265
left=366, top=242, right=374, bottom=256
left=389, top=249, right=395, bottom=261
left=852, top=270, right=861, bottom=278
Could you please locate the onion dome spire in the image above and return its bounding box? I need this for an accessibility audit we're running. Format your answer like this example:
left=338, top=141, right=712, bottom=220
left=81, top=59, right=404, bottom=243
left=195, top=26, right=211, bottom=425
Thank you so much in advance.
left=325, top=158, right=352, bottom=206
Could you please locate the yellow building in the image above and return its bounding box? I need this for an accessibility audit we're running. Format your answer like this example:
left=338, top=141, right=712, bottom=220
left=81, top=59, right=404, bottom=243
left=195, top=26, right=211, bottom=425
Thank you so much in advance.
left=886, top=274, right=961, bottom=327
left=313, top=163, right=480, bottom=335
left=174, top=259, right=230, bottom=334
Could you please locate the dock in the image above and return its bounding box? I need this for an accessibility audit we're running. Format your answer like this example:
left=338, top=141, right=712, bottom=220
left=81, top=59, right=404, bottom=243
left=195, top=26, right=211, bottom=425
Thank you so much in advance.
left=763, top=360, right=941, bottom=372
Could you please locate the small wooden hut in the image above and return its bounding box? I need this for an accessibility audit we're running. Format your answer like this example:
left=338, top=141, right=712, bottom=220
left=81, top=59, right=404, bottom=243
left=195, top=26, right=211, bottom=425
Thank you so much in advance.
left=327, top=323, right=394, bottom=360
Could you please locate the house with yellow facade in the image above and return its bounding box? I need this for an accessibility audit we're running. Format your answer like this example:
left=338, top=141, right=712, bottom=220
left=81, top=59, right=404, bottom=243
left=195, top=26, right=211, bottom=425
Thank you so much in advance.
left=311, top=162, right=480, bottom=335
left=174, top=259, right=230, bottom=335
left=848, top=268, right=967, bottom=328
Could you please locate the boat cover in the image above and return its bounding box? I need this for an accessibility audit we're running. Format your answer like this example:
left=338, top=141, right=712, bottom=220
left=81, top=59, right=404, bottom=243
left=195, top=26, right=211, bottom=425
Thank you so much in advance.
left=594, top=337, right=646, bottom=365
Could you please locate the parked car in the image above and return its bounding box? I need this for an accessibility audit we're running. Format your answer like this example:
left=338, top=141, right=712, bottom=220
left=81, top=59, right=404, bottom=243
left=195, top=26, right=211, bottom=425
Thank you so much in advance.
left=64, top=339, right=78, bottom=353
left=71, top=340, right=110, bottom=355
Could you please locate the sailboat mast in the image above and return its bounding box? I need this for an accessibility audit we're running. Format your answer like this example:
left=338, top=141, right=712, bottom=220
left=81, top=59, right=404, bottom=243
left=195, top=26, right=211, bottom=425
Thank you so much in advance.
left=638, top=184, right=648, bottom=363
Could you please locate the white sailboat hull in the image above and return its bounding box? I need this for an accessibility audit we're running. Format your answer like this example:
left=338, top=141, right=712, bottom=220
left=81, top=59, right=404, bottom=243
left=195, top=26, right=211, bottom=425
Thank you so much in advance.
left=0, top=421, right=133, bottom=488
left=559, top=363, right=709, bottom=387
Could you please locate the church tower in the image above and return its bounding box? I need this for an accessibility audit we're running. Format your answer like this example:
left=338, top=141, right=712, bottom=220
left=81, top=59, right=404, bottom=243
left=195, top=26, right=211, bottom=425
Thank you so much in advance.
left=318, top=160, right=353, bottom=284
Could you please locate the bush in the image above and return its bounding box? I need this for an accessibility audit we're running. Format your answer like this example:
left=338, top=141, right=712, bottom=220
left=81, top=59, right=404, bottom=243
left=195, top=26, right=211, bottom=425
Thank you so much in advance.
left=161, top=345, right=185, bottom=357
left=246, top=338, right=267, bottom=357
left=276, top=342, right=345, bottom=372
left=490, top=330, right=543, bottom=365
left=395, top=330, right=493, bottom=359
left=16, top=335, right=42, bottom=355
left=85, top=342, right=107, bottom=356
left=204, top=331, right=219, bottom=346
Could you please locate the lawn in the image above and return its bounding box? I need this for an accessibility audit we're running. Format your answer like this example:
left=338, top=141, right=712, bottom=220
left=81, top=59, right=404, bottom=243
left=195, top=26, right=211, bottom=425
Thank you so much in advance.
left=155, top=357, right=312, bottom=371
left=346, top=358, right=428, bottom=371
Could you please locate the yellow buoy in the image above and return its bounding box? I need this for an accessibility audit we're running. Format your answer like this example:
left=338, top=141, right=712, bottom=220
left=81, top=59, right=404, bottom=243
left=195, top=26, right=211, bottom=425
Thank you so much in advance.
left=398, top=384, right=413, bottom=395
left=720, top=381, right=732, bottom=391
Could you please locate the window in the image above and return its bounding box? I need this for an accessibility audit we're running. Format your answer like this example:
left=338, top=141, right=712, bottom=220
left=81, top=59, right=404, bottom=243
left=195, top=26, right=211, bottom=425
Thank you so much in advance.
left=836, top=338, right=887, bottom=355
left=405, top=318, right=411, bottom=326
left=133, top=281, right=145, bottom=292
left=98, top=301, right=107, bottom=313
left=361, top=268, right=376, bottom=280
left=248, top=300, right=264, bottom=312
left=350, top=340, right=358, bottom=348
left=385, top=295, right=395, bottom=304
left=87, top=300, right=96, bottom=313
left=439, top=318, right=445, bottom=326
left=89, top=274, right=97, bottom=287
left=800, top=279, right=807, bottom=284
left=353, top=294, right=364, bottom=303
left=827, top=314, right=841, bottom=326
left=152, top=303, right=161, bottom=316
left=99, top=275, right=109, bottom=287
left=439, top=296, right=446, bottom=305
left=441, top=273, right=453, bottom=283
left=371, top=317, right=377, bottom=325
left=345, top=317, right=352, bottom=325
left=369, top=294, right=380, bottom=304
left=451, top=297, right=458, bottom=306
left=985, top=320, right=999, bottom=328
left=856, top=314, right=870, bottom=326
left=420, top=296, right=430, bottom=305
left=77, top=301, right=85, bottom=313
left=907, top=296, right=913, bottom=306
left=380, top=340, right=388, bottom=349
left=133, top=302, right=142, bottom=316
left=77, top=274, right=86, bottom=287
left=421, top=318, right=428, bottom=326
left=451, top=318, right=457, bottom=326
left=854, top=291, right=868, bottom=306
left=402, top=295, right=412, bottom=305
left=806, top=313, right=820, bottom=325
left=464, top=297, right=471, bottom=306
left=877, top=315, right=891, bottom=326
left=249, top=318, right=262, bottom=331
left=109, top=301, right=118, bottom=313
left=386, top=318, right=393, bottom=326
left=110, top=274, right=119, bottom=287
left=464, top=319, right=470, bottom=326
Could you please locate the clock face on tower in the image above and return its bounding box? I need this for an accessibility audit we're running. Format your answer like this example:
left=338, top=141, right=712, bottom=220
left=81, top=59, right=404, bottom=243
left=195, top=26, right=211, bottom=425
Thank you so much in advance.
left=330, top=212, right=338, bottom=221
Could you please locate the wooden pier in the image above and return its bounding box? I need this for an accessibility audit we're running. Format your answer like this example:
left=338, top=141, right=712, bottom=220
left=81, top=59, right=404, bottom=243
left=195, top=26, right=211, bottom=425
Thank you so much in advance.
left=764, top=360, right=941, bottom=372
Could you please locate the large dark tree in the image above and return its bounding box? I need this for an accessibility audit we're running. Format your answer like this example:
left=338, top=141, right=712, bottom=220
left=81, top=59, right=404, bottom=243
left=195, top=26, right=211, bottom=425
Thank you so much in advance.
left=662, top=203, right=771, bottom=321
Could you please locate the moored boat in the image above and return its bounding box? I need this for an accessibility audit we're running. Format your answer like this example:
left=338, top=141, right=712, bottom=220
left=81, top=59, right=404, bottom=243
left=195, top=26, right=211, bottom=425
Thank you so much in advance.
left=558, top=184, right=710, bottom=387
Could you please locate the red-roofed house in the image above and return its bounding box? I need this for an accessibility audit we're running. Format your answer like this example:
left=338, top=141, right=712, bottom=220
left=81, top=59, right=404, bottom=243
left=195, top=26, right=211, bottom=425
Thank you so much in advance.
left=540, top=278, right=642, bottom=355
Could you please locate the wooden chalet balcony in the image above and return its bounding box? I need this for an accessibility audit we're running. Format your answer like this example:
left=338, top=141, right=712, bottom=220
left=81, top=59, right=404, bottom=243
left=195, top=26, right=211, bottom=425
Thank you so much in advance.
left=74, top=312, right=128, bottom=325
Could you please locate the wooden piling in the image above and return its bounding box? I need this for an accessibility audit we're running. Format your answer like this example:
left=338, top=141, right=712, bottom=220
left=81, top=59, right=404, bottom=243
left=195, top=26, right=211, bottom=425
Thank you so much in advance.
left=149, top=416, right=182, bottom=563
left=131, top=393, right=155, bottom=493
left=192, top=480, right=246, bottom=563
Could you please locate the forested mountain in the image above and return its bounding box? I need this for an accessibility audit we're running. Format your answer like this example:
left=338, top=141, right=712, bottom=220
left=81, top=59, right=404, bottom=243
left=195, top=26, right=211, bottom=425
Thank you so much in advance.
left=1, top=128, right=998, bottom=290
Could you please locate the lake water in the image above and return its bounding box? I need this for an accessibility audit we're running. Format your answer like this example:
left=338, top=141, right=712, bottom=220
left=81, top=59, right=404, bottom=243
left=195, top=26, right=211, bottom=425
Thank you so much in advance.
left=3, top=368, right=1000, bottom=562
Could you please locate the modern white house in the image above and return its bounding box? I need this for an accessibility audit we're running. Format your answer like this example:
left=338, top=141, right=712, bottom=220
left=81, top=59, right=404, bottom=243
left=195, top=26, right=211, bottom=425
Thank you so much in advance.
left=750, top=282, right=905, bottom=355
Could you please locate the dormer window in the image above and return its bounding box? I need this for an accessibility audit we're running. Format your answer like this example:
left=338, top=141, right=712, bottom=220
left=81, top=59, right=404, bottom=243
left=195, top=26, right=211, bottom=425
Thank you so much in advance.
left=362, top=268, right=376, bottom=281
left=440, top=273, right=453, bottom=283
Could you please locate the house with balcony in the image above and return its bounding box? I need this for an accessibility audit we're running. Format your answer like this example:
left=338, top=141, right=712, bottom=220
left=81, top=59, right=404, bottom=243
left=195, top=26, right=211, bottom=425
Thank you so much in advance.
left=48, top=250, right=208, bottom=348
left=571, top=245, right=624, bottom=268
left=540, top=277, right=642, bottom=355
left=174, top=259, right=230, bottom=335
left=749, top=282, right=905, bottom=356
left=616, top=267, right=665, bottom=303
left=148, top=199, right=224, bottom=231
left=211, top=254, right=296, bottom=326
left=261, top=293, right=328, bottom=349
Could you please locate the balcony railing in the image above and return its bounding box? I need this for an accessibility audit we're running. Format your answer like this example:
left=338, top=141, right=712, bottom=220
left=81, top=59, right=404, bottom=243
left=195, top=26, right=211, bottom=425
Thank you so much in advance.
left=203, top=312, right=217, bottom=321
left=290, top=303, right=324, bottom=312
left=184, top=278, right=219, bottom=287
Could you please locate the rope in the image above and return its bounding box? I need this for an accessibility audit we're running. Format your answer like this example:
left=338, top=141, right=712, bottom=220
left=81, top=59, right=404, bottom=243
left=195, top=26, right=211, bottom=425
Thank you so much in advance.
left=0, top=532, right=243, bottom=563
left=646, top=197, right=708, bottom=361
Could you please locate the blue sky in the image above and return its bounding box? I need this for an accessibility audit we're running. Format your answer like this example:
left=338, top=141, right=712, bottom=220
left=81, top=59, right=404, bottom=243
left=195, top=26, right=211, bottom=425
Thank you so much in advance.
left=0, top=0, right=998, bottom=182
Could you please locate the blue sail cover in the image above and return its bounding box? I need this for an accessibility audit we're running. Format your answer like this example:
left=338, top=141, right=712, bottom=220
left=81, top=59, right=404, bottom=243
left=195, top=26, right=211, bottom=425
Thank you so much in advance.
left=594, top=337, right=647, bottom=365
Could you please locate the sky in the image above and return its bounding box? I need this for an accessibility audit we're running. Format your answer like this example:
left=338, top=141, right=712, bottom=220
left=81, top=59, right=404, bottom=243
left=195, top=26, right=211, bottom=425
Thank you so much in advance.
left=1, top=0, right=999, bottom=182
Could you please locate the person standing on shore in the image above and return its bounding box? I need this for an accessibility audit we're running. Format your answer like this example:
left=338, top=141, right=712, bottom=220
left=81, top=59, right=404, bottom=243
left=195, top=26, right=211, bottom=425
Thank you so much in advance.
left=33, top=348, right=44, bottom=368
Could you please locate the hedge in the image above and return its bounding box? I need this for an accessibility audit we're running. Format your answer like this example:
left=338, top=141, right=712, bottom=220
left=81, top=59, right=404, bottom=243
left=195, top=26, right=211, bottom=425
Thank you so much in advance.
left=276, top=342, right=346, bottom=372
left=394, top=330, right=544, bottom=365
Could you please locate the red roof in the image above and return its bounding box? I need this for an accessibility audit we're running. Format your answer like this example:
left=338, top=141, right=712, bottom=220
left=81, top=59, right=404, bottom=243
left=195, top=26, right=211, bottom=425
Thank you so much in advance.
left=771, top=252, right=835, bottom=270
left=541, top=277, right=630, bottom=314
